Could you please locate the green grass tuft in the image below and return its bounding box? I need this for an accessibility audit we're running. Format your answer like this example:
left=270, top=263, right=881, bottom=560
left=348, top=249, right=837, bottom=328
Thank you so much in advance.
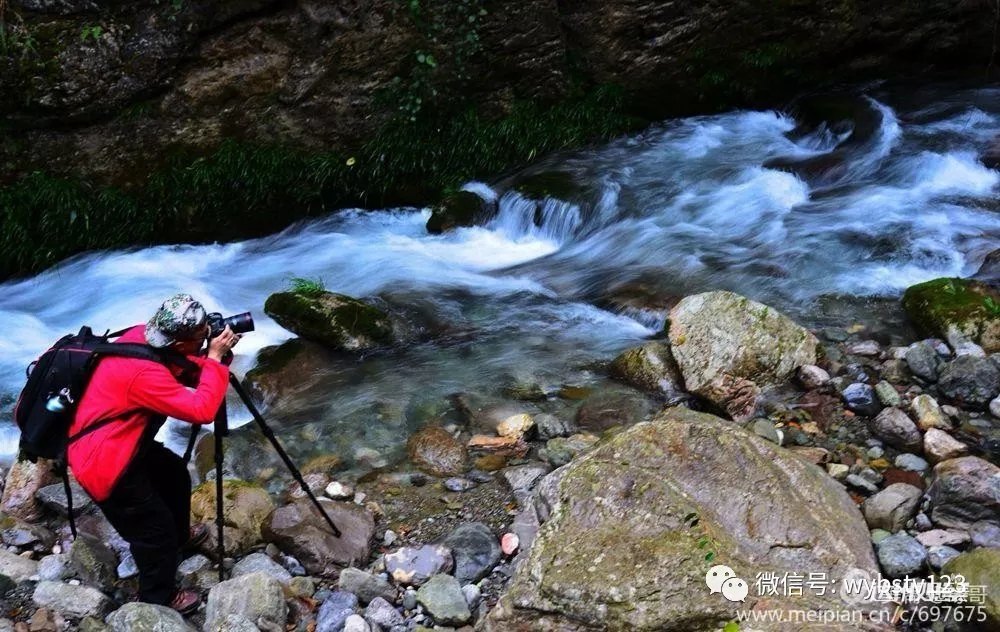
left=288, top=277, right=327, bottom=297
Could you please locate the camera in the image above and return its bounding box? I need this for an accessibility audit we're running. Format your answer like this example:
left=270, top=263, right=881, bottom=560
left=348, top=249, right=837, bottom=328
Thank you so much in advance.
left=207, top=312, right=255, bottom=338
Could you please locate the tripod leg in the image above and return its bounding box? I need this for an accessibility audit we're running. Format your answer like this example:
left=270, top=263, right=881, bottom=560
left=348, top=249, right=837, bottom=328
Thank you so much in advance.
left=213, top=407, right=228, bottom=582
left=228, top=375, right=342, bottom=538
left=182, top=424, right=201, bottom=464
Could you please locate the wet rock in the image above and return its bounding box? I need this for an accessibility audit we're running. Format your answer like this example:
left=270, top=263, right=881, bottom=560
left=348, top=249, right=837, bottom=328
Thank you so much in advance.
left=416, top=574, right=471, bottom=626
left=749, top=418, right=780, bottom=445
left=501, top=463, right=551, bottom=494
left=880, top=358, right=911, bottom=384
left=608, top=341, right=684, bottom=398
left=847, top=340, right=881, bottom=356
left=426, top=189, right=497, bottom=234
left=338, top=567, right=396, bottom=605
left=243, top=338, right=337, bottom=407
left=496, top=413, right=535, bottom=439
left=841, top=383, right=882, bottom=417
left=540, top=433, right=599, bottom=467
left=177, top=554, right=211, bottom=576
left=927, top=456, right=1000, bottom=529
left=942, top=548, right=1000, bottom=627
left=190, top=480, right=274, bottom=556
left=315, top=591, right=358, bottom=632
left=937, top=355, right=1000, bottom=409
left=533, top=414, right=575, bottom=440
left=992, top=395, right=1000, bottom=418
left=364, top=596, right=404, bottom=630
left=105, top=602, right=196, bottom=632
left=384, top=544, right=453, bottom=586
left=264, top=290, right=393, bottom=352
left=262, top=498, right=374, bottom=576
left=467, top=435, right=528, bottom=458
left=797, top=364, right=830, bottom=389
left=232, top=552, right=292, bottom=585
left=0, top=517, right=54, bottom=551
left=69, top=534, right=118, bottom=593
left=0, top=549, right=38, bottom=582
left=862, top=483, right=922, bottom=532
left=574, top=388, right=653, bottom=432
left=904, top=341, right=942, bottom=382
left=407, top=426, right=469, bottom=477
left=501, top=533, right=520, bottom=556
left=32, top=582, right=112, bottom=620
left=484, top=406, right=878, bottom=631
left=870, top=407, right=922, bottom=452
left=970, top=520, right=1000, bottom=548
left=923, top=428, right=968, bottom=463
left=205, top=572, right=288, bottom=632
left=343, top=614, right=370, bottom=632
left=441, top=523, right=501, bottom=585
left=325, top=481, right=355, bottom=500
left=1, top=460, right=58, bottom=522
left=826, top=463, right=849, bottom=480
left=902, top=277, right=1000, bottom=353
left=910, top=394, right=949, bottom=430
left=893, top=453, right=929, bottom=473
left=845, top=474, right=880, bottom=495
left=876, top=533, right=927, bottom=578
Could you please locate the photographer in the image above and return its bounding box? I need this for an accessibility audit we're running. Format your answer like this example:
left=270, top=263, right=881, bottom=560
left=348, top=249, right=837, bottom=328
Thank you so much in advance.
left=66, top=294, right=240, bottom=615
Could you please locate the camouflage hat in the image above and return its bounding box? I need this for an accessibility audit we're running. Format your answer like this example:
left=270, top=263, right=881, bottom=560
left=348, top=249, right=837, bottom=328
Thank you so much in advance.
left=145, top=293, right=208, bottom=348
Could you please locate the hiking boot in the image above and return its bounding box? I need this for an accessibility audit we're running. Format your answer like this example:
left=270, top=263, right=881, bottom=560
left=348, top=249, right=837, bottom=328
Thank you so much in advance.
left=169, top=589, right=201, bottom=616
left=183, top=523, right=210, bottom=552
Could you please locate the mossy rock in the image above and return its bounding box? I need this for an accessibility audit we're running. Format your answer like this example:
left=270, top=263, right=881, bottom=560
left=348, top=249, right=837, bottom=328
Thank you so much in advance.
left=608, top=341, right=684, bottom=398
left=942, top=548, right=1000, bottom=629
left=264, top=291, right=393, bottom=352
left=190, top=479, right=274, bottom=556
left=901, top=277, right=1000, bottom=352
left=512, top=171, right=581, bottom=200
left=426, top=190, right=496, bottom=234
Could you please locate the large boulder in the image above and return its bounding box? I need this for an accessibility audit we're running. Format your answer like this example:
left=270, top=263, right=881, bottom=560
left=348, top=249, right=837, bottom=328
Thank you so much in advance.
left=484, top=407, right=881, bottom=631
left=242, top=337, right=337, bottom=407
left=205, top=572, right=288, bottom=632
left=936, top=355, right=1000, bottom=410
left=942, top=548, right=1000, bottom=629
left=926, top=456, right=1000, bottom=529
left=190, top=480, right=274, bottom=556
left=262, top=498, right=374, bottom=576
left=264, top=290, right=393, bottom=352
left=667, top=291, right=818, bottom=421
left=1, top=459, right=58, bottom=522
left=441, top=522, right=502, bottom=585
left=426, top=189, right=497, bottom=234
left=901, top=277, right=1000, bottom=353
left=608, top=341, right=684, bottom=399
left=32, top=582, right=112, bottom=620
left=105, top=602, right=197, bottom=632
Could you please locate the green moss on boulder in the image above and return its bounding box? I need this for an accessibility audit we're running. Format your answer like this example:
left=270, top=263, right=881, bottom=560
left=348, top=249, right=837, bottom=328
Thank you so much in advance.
left=264, top=291, right=393, bottom=352
left=942, top=548, right=1000, bottom=629
left=901, top=278, right=1000, bottom=352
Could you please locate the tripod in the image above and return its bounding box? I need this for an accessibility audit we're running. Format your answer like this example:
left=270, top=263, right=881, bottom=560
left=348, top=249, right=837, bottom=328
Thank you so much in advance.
left=185, top=374, right=342, bottom=581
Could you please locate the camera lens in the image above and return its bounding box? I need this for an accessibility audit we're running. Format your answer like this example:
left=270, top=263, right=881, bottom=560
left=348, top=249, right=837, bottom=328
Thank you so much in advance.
left=223, top=312, right=255, bottom=335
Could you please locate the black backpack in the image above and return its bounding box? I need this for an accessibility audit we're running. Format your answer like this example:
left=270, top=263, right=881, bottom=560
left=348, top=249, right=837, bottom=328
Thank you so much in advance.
left=12, top=326, right=195, bottom=535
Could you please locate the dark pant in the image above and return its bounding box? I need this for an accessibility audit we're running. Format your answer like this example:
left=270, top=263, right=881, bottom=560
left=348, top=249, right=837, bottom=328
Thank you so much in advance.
left=97, top=442, right=190, bottom=605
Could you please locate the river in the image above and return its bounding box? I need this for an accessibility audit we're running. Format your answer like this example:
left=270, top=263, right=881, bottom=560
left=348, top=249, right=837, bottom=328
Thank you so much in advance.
left=2, top=83, right=998, bottom=477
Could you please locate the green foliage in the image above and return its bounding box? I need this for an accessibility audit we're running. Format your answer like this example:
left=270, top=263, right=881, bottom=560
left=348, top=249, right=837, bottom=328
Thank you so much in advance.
left=79, top=24, right=102, bottom=43
left=0, top=14, right=38, bottom=60
left=0, top=85, right=635, bottom=278
left=288, top=277, right=327, bottom=297
left=984, top=296, right=1000, bottom=316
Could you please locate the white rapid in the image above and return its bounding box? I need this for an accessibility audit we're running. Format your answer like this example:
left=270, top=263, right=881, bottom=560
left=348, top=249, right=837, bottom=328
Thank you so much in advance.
left=1, top=84, right=998, bottom=469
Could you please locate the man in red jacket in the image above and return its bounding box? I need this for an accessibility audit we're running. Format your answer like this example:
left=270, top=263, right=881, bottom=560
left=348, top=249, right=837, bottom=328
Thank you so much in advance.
left=68, top=293, right=240, bottom=614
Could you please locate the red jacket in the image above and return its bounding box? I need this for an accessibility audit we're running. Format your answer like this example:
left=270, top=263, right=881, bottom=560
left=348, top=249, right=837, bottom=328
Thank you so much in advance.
left=68, top=325, right=228, bottom=502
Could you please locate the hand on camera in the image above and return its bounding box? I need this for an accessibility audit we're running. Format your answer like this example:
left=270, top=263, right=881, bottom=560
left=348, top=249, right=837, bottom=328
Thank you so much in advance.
left=207, top=326, right=241, bottom=363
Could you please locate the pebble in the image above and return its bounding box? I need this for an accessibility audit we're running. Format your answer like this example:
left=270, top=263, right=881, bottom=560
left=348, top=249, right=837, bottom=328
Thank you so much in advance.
left=841, top=383, right=882, bottom=417
left=343, top=614, right=371, bottom=632
left=500, top=533, right=519, bottom=556
left=923, top=428, right=968, bottom=463
left=465, top=470, right=494, bottom=483
left=870, top=407, right=922, bottom=452
left=316, top=591, right=359, bottom=632
left=749, top=419, right=781, bottom=445
left=866, top=446, right=884, bottom=460
left=877, top=533, right=927, bottom=578
left=496, top=413, right=535, bottom=439
left=325, top=481, right=355, bottom=500
left=797, top=365, right=831, bottom=389
left=969, top=520, right=1000, bottom=548
left=383, top=530, right=398, bottom=547
left=402, top=587, right=418, bottom=611
left=874, top=381, right=901, bottom=407
left=461, top=583, right=481, bottom=608
left=848, top=340, right=881, bottom=356
left=927, top=545, right=961, bottom=571
left=911, top=394, right=950, bottom=431
left=845, top=474, right=879, bottom=495
left=914, top=513, right=933, bottom=531
left=444, top=478, right=477, bottom=493
left=915, top=529, right=970, bottom=548
left=991, top=395, right=1000, bottom=419
left=904, top=342, right=941, bottom=382
left=384, top=545, right=454, bottom=586
left=826, top=463, right=849, bottom=480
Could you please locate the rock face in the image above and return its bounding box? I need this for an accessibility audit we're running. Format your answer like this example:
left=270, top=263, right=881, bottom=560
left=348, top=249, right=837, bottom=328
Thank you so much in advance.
left=190, top=480, right=274, bottom=556
left=264, top=291, right=394, bottom=352
left=926, top=456, right=1000, bottom=529
left=902, top=277, right=1000, bottom=353
left=262, top=498, right=374, bottom=576
left=667, top=291, right=817, bottom=420
left=205, top=572, right=288, bottom=632
left=485, top=406, right=878, bottom=631
left=1, top=460, right=58, bottom=522
left=942, top=548, right=1000, bottom=629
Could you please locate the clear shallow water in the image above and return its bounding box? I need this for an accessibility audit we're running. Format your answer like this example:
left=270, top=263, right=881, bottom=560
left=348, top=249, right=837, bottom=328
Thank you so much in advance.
left=2, top=84, right=998, bottom=469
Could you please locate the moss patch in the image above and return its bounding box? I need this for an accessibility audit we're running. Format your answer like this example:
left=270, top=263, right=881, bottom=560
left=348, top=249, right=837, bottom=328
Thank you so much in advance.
left=902, top=277, right=1000, bottom=350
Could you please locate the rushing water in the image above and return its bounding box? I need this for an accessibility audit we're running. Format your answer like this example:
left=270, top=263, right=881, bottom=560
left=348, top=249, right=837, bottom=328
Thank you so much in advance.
left=2, top=83, right=998, bottom=474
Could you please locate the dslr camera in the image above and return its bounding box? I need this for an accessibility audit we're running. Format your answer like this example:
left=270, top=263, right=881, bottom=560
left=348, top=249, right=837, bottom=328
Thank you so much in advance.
left=206, top=312, right=255, bottom=338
